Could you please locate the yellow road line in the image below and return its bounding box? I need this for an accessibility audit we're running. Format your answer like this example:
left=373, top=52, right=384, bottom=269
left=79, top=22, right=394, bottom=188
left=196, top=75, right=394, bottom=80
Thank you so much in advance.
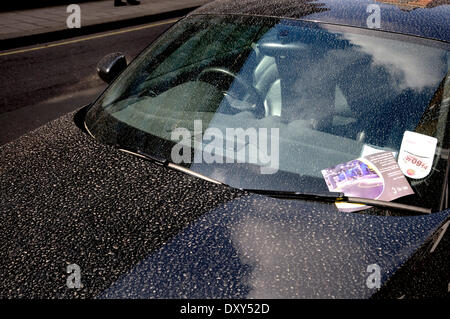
left=0, top=18, right=178, bottom=57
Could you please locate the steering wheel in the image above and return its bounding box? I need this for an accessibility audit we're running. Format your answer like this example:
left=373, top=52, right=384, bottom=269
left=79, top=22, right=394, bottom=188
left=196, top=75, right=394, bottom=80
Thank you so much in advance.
left=197, top=67, right=266, bottom=118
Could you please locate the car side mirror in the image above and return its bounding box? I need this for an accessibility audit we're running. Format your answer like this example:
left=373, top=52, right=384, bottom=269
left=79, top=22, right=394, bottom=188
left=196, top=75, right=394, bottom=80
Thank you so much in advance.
left=97, top=53, right=127, bottom=84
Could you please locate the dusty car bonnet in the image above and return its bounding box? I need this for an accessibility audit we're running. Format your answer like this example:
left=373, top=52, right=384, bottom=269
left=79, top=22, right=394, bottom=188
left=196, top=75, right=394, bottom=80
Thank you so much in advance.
left=0, top=111, right=448, bottom=298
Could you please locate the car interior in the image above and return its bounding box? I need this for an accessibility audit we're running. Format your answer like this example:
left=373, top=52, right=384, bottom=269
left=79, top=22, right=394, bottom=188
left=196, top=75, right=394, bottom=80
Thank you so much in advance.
left=106, top=16, right=448, bottom=186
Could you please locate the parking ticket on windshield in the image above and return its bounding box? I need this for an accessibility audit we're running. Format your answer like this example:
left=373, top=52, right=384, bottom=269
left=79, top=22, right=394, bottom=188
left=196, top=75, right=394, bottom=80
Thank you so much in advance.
left=398, top=131, right=437, bottom=179
left=321, top=152, right=413, bottom=212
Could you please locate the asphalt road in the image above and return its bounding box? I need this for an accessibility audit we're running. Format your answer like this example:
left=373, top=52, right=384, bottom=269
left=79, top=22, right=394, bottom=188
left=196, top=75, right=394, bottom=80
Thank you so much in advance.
left=0, top=18, right=175, bottom=146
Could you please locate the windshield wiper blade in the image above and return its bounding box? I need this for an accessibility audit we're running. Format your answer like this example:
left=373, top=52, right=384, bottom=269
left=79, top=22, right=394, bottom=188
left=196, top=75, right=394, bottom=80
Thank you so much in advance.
left=118, top=147, right=168, bottom=166
left=117, top=147, right=223, bottom=185
left=244, top=189, right=346, bottom=202
left=243, top=189, right=432, bottom=215
left=111, top=145, right=432, bottom=215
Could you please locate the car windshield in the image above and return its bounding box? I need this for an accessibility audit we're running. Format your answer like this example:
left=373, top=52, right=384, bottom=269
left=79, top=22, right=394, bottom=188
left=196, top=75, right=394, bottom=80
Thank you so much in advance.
left=85, top=14, right=450, bottom=213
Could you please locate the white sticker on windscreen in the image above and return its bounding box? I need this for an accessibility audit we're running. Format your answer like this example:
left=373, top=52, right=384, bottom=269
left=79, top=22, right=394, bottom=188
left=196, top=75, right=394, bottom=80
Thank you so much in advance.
left=398, top=131, right=437, bottom=179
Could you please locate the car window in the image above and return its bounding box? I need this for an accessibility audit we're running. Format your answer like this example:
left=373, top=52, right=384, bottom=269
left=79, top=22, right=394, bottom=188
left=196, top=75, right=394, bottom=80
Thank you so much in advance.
left=86, top=14, right=450, bottom=213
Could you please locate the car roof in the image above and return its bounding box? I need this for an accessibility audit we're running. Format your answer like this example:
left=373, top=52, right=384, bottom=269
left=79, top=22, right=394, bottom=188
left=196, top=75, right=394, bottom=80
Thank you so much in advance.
left=191, top=0, right=450, bottom=42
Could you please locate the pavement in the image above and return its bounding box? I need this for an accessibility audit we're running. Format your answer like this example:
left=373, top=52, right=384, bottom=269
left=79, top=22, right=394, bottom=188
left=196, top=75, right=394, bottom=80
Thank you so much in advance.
left=0, top=0, right=210, bottom=49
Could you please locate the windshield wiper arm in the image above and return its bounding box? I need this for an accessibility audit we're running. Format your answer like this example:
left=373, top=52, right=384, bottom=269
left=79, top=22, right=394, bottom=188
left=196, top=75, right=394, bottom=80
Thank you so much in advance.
left=243, top=189, right=432, bottom=215
left=112, top=145, right=432, bottom=215
left=118, top=147, right=168, bottom=166
left=117, top=147, right=223, bottom=185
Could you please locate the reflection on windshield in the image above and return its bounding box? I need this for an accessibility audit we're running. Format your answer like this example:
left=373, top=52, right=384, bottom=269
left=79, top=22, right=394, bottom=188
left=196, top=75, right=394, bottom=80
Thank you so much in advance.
left=342, top=32, right=446, bottom=91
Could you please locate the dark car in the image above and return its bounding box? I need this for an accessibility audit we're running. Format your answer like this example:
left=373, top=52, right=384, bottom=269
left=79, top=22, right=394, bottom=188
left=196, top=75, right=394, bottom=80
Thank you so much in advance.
left=0, top=0, right=449, bottom=299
